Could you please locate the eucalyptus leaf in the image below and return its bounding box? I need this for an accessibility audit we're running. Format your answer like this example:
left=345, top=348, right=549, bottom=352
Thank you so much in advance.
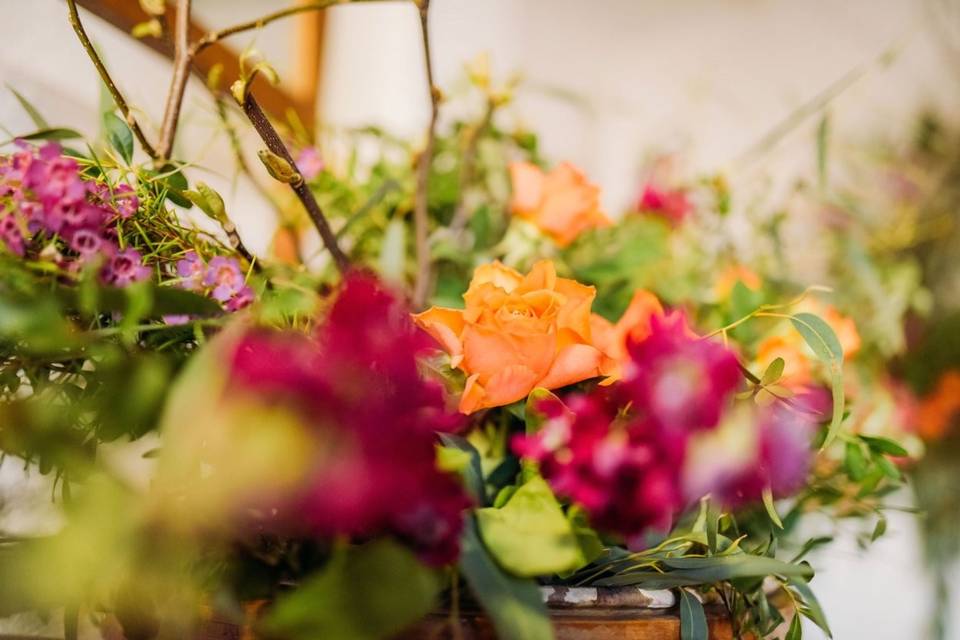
left=679, top=589, right=708, bottom=640
left=7, top=85, right=49, bottom=129
left=790, top=312, right=844, bottom=447
left=102, top=112, right=133, bottom=164
left=859, top=435, right=908, bottom=458
left=790, top=577, right=832, bottom=637
left=762, top=487, right=784, bottom=529
left=786, top=612, right=803, bottom=640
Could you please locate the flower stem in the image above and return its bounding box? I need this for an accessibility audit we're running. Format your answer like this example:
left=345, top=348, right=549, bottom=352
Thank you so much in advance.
left=65, top=0, right=159, bottom=160
left=412, top=0, right=439, bottom=308
left=157, top=0, right=193, bottom=160
left=241, top=93, right=349, bottom=274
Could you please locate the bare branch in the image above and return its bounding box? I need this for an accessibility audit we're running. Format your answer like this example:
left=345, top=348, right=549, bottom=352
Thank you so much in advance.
left=157, top=0, right=192, bottom=160
left=65, top=0, right=159, bottom=160
left=449, top=97, right=496, bottom=235
left=241, top=93, right=349, bottom=274
left=412, top=0, right=439, bottom=309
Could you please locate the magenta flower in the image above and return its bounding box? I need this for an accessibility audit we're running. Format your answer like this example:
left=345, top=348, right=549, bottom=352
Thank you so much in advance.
left=228, top=272, right=468, bottom=565
left=225, top=285, right=254, bottom=312
left=683, top=394, right=819, bottom=508
left=514, top=392, right=685, bottom=543
left=0, top=215, right=25, bottom=257
left=203, top=256, right=246, bottom=302
left=622, top=312, right=740, bottom=433
left=296, top=147, right=325, bottom=181
left=67, top=227, right=107, bottom=257
left=101, top=247, right=150, bottom=286
left=111, top=183, right=139, bottom=219
left=637, top=183, right=692, bottom=225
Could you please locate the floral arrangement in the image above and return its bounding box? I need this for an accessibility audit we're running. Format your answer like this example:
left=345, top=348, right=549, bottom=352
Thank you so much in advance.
left=0, top=3, right=915, bottom=640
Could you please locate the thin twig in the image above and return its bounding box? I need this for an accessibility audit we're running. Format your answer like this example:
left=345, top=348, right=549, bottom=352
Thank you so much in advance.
left=191, top=0, right=385, bottom=55
left=450, top=97, right=495, bottom=235
left=158, top=0, right=193, bottom=160
left=412, top=0, right=439, bottom=308
left=65, top=0, right=159, bottom=159
left=241, top=93, right=349, bottom=273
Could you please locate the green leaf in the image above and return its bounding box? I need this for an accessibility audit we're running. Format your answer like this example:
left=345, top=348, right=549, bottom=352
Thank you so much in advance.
left=858, top=435, right=908, bottom=458
left=762, top=487, right=784, bottom=529
left=458, top=517, right=552, bottom=640
left=476, top=475, right=584, bottom=577
left=525, top=387, right=562, bottom=435
left=790, top=312, right=844, bottom=448
left=7, top=85, right=49, bottom=129
left=659, top=555, right=814, bottom=582
left=790, top=312, right=843, bottom=362
left=182, top=182, right=226, bottom=223
left=102, top=112, right=133, bottom=164
left=875, top=454, right=901, bottom=480
left=871, top=514, right=887, bottom=542
left=679, top=589, right=708, bottom=640
left=438, top=433, right=486, bottom=505
left=263, top=540, right=440, bottom=640
left=786, top=612, right=803, bottom=640
left=761, top=357, right=785, bottom=386
left=844, top=441, right=868, bottom=481
left=790, top=577, right=832, bottom=637
left=5, top=128, right=83, bottom=143
left=790, top=536, right=833, bottom=563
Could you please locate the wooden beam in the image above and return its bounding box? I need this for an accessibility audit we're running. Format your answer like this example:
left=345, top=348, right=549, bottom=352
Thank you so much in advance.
left=72, top=0, right=319, bottom=134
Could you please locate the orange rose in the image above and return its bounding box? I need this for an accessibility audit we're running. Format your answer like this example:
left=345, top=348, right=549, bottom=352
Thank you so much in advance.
left=509, top=162, right=611, bottom=247
left=755, top=334, right=813, bottom=388
left=413, top=260, right=611, bottom=413
left=591, top=290, right=665, bottom=365
left=713, top=265, right=762, bottom=300
left=915, top=371, right=960, bottom=441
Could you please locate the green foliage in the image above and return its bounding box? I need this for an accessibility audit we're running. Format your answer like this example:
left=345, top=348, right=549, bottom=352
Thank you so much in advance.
left=789, top=312, right=845, bottom=447
left=458, top=518, right=553, bottom=640
left=263, top=540, right=441, bottom=640
left=102, top=112, right=133, bottom=164
left=679, top=589, right=708, bottom=640
left=476, top=475, right=586, bottom=577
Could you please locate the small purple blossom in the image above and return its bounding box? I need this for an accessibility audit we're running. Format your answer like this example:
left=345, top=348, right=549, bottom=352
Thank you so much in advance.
left=203, top=255, right=246, bottom=302
left=296, top=147, right=324, bottom=181
left=111, top=183, right=139, bottom=219
left=101, top=248, right=150, bottom=286
left=68, top=228, right=108, bottom=257
left=226, top=285, right=255, bottom=312
left=175, top=251, right=205, bottom=290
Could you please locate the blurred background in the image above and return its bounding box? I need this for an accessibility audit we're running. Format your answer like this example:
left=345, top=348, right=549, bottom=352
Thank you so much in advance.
left=3, top=1, right=960, bottom=638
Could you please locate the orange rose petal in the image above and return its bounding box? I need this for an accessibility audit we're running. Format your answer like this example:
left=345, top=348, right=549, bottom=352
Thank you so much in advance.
left=520, top=259, right=558, bottom=293
left=460, top=373, right=486, bottom=414
left=412, top=307, right=465, bottom=360
left=556, top=278, right=597, bottom=342
left=469, top=261, right=524, bottom=294
left=477, top=364, right=541, bottom=411
left=509, top=162, right=545, bottom=214
left=538, top=343, right=605, bottom=390
left=462, top=323, right=556, bottom=386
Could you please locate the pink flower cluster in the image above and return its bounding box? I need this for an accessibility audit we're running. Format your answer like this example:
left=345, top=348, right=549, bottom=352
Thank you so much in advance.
left=175, top=251, right=253, bottom=312
left=228, top=272, right=469, bottom=565
left=0, top=141, right=149, bottom=285
left=637, top=182, right=692, bottom=225
left=514, top=312, right=818, bottom=543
